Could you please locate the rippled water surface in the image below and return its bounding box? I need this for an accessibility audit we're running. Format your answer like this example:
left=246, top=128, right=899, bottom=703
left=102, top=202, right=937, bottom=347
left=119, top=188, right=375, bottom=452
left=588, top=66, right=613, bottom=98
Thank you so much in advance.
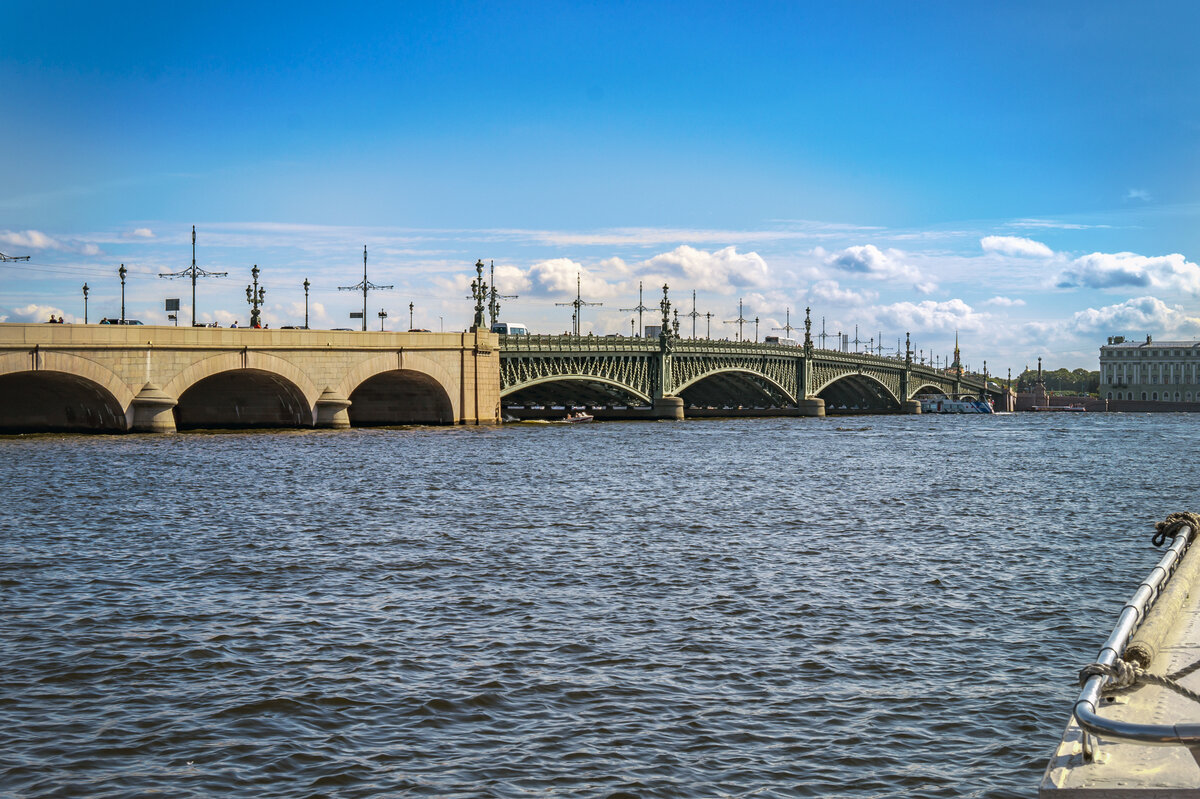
left=2, top=413, right=1197, bottom=797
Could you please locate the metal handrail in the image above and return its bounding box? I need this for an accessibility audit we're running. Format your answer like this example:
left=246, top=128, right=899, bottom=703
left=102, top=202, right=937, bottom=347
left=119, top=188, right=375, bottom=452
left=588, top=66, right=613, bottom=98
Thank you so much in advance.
left=1072, top=525, right=1200, bottom=746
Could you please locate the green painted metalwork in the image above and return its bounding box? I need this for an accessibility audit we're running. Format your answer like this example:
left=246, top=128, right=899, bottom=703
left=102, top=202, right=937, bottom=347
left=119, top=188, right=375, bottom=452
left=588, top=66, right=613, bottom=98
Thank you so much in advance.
left=498, top=334, right=999, bottom=410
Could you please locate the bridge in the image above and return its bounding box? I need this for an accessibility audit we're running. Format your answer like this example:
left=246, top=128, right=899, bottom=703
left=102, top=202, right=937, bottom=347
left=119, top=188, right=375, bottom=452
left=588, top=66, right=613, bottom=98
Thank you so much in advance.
left=0, top=321, right=1000, bottom=433
left=0, top=324, right=500, bottom=433
left=499, top=331, right=999, bottom=419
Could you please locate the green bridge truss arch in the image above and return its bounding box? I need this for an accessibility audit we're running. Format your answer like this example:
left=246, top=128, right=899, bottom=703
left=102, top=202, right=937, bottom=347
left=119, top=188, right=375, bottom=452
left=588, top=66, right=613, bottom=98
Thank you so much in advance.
left=498, top=335, right=999, bottom=411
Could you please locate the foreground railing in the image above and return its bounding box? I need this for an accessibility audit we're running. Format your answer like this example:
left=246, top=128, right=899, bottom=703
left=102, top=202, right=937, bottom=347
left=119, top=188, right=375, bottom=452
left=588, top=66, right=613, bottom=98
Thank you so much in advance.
left=1072, top=520, right=1200, bottom=754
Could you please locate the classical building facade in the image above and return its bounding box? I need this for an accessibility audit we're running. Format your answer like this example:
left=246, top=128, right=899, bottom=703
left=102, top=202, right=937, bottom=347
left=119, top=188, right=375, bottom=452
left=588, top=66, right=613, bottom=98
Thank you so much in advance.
left=1099, top=335, right=1200, bottom=402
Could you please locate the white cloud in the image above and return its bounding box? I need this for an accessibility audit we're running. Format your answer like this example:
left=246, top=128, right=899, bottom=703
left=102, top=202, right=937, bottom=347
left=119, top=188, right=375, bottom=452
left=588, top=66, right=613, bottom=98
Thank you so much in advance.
left=807, top=280, right=877, bottom=306
left=125, top=228, right=155, bottom=239
left=1055, top=251, right=1200, bottom=294
left=644, top=245, right=771, bottom=292
left=980, top=235, right=1054, bottom=258
left=0, top=230, right=64, bottom=250
left=528, top=258, right=620, bottom=300
left=1005, top=218, right=1111, bottom=230
left=0, top=229, right=101, bottom=256
left=1125, top=188, right=1152, bottom=202
left=1063, top=296, right=1200, bottom=336
left=871, top=298, right=985, bottom=333
left=825, top=244, right=933, bottom=291
left=983, top=296, right=1026, bottom=307
left=3, top=304, right=69, bottom=323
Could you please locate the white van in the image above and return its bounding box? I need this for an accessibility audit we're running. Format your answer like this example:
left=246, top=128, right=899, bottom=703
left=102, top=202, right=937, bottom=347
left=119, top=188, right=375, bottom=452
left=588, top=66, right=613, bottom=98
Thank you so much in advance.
left=491, top=322, right=529, bottom=335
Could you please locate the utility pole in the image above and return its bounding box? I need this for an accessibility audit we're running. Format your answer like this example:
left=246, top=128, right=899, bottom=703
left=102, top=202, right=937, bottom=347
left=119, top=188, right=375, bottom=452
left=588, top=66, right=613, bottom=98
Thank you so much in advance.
left=159, top=226, right=227, bottom=326
left=819, top=317, right=830, bottom=349
left=340, top=246, right=392, bottom=331
left=82, top=283, right=89, bottom=324
left=487, top=260, right=518, bottom=328
left=772, top=307, right=795, bottom=340
left=303, top=279, right=310, bottom=329
left=725, top=298, right=748, bottom=341
left=685, top=289, right=700, bottom=339
left=620, top=280, right=651, bottom=337
left=555, top=272, right=602, bottom=335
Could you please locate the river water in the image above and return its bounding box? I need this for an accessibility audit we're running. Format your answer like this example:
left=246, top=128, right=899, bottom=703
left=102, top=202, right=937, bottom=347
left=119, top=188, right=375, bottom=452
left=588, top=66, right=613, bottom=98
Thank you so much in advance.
left=0, top=413, right=1194, bottom=798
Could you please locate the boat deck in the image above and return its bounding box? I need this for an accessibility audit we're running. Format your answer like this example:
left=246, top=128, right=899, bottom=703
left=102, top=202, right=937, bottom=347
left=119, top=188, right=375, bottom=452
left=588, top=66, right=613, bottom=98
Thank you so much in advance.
left=1041, top=561, right=1200, bottom=795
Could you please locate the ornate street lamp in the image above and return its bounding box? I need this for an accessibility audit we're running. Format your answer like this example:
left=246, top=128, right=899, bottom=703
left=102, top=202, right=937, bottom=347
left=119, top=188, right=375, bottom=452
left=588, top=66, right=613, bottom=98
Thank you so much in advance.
left=118, top=264, right=127, bottom=323
left=378, top=308, right=388, bottom=330
left=82, top=283, right=89, bottom=324
left=245, top=265, right=265, bottom=328
left=303, top=278, right=310, bottom=329
left=409, top=301, right=414, bottom=331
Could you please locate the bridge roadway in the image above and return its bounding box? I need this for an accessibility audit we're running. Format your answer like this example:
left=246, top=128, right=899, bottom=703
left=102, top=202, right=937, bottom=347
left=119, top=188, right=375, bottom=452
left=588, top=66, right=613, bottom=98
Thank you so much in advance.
left=0, top=324, right=1000, bottom=432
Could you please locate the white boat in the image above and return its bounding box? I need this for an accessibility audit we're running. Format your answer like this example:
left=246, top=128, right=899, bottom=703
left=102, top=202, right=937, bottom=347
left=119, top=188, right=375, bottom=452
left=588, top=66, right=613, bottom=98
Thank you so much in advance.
left=918, top=395, right=994, bottom=414
left=555, top=412, right=594, bottom=424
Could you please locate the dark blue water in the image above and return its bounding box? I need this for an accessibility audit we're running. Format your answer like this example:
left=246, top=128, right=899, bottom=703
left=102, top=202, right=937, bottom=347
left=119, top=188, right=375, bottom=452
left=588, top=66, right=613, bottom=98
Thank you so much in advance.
left=0, top=414, right=1192, bottom=797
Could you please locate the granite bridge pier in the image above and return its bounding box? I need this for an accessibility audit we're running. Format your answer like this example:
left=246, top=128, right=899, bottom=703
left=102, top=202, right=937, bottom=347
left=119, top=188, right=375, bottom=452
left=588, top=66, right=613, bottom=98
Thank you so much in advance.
left=0, top=322, right=1000, bottom=432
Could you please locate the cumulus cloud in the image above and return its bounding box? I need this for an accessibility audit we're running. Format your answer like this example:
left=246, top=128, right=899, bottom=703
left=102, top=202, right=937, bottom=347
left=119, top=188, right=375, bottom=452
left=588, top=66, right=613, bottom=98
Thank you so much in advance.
left=0, top=230, right=63, bottom=250
left=3, top=304, right=69, bottom=323
left=983, top=296, right=1026, bottom=307
left=1055, top=251, right=1200, bottom=294
left=124, top=228, right=155, bottom=239
left=807, top=280, right=877, bottom=306
left=0, top=229, right=101, bottom=256
left=824, top=245, right=933, bottom=291
left=980, top=235, right=1054, bottom=258
left=528, top=258, right=620, bottom=300
left=871, top=298, right=985, bottom=333
left=1063, top=296, right=1200, bottom=336
left=644, top=245, right=771, bottom=292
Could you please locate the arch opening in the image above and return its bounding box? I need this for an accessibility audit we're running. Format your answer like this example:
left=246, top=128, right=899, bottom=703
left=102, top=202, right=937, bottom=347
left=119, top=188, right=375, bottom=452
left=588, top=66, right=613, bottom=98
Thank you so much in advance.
left=0, top=372, right=126, bottom=433
left=817, top=374, right=901, bottom=412
left=174, top=369, right=312, bottom=430
left=348, top=369, right=454, bottom=425
left=677, top=371, right=793, bottom=408
left=503, top=377, right=649, bottom=409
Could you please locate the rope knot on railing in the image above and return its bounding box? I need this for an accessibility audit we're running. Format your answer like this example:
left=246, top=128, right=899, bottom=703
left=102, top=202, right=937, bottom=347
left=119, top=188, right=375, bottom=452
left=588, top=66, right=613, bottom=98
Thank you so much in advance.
left=1079, top=659, right=1140, bottom=691
left=1152, top=511, right=1200, bottom=547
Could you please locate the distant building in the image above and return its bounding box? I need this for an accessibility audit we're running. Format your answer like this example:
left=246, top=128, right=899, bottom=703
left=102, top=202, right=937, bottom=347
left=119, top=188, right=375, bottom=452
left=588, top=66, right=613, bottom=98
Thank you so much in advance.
left=1099, top=335, right=1200, bottom=402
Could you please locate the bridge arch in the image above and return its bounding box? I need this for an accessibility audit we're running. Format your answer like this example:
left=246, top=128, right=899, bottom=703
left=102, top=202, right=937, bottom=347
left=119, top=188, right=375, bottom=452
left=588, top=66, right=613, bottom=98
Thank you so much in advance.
left=815, top=371, right=902, bottom=411
left=337, top=352, right=458, bottom=425
left=910, top=381, right=952, bottom=398
left=0, top=351, right=132, bottom=432
left=501, top=374, right=653, bottom=406
left=675, top=368, right=797, bottom=406
left=165, top=352, right=319, bottom=429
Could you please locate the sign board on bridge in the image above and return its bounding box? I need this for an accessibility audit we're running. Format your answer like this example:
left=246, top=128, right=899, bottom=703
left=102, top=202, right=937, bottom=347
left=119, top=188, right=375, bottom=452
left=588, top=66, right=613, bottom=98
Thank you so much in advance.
left=349, top=312, right=364, bottom=319
left=165, top=299, right=180, bottom=311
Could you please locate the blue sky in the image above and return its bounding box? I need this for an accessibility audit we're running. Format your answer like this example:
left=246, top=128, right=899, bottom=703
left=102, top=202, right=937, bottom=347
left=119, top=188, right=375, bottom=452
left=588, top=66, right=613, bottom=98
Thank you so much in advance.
left=3, top=1, right=1199, bottom=371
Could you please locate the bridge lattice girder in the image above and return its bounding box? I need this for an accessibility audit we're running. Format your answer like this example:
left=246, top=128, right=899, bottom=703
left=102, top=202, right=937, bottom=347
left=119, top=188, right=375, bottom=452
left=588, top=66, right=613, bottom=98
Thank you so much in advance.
left=498, top=336, right=997, bottom=408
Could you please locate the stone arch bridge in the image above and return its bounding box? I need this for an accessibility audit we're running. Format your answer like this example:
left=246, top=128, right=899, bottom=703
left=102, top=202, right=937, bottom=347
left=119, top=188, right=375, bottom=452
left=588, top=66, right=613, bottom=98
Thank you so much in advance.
left=500, top=334, right=1001, bottom=418
left=0, top=324, right=500, bottom=433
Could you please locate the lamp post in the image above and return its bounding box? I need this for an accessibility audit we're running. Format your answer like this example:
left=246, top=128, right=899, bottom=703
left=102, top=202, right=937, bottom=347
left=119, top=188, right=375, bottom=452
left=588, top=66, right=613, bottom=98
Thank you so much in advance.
left=409, top=301, right=414, bottom=331
left=82, top=283, right=89, bottom=324
left=303, top=278, right=310, bottom=329
left=245, top=265, right=265, bottom=328
left=118, top=264, right=127, bottom=323
left=378, top=308, right=388, bottom=330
